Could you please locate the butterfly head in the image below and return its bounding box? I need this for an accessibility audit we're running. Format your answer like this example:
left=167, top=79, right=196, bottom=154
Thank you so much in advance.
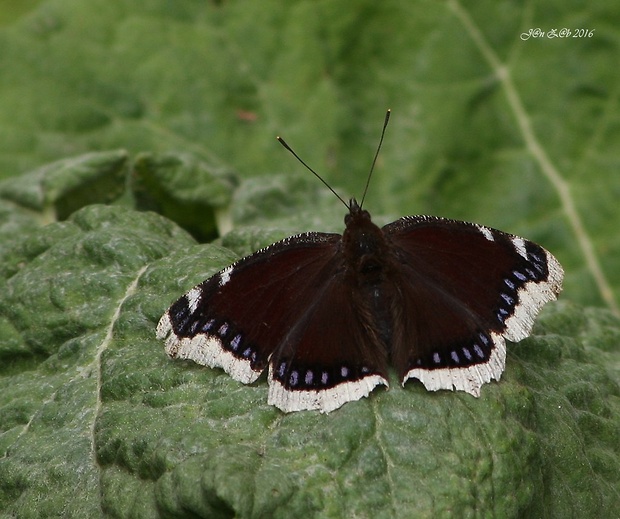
left=345, top=198, right=371, bottom=226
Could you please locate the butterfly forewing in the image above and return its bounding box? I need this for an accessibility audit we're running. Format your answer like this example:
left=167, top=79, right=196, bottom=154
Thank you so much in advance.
left=157, top=232, right=342, bottom=383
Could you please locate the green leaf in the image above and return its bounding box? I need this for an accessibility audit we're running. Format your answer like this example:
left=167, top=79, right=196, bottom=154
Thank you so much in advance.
left=1, top=204, right=619, bottom=517
left=1, top=0, right=619, bottom=517
left=133, top=152, right=235, bottom=242
left=0, top=150, right=128, bottom=221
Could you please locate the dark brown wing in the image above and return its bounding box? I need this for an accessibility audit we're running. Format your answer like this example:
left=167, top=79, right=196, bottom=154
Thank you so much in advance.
left=157, top=230, right=389, bottom=412
left=267, top=273, right=389, bottom=413
left=383, top=215, right=563, bottom=396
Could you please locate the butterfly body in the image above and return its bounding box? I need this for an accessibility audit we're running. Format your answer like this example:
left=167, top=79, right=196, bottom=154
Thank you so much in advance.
left=157, top=197, right=563, bottom=413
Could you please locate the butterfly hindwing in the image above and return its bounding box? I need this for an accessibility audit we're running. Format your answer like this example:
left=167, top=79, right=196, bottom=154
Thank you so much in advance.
left=267, top=274, right=389, bottom=413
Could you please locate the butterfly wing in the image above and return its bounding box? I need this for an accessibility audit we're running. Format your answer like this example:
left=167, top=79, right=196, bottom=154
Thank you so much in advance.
left=157, top=231, right=389, bottom=412
left=267, top=274, right=389, bottom=413
left=157, top=232, right=342, bottom=383
left=383, top=215, right=563, bottom=396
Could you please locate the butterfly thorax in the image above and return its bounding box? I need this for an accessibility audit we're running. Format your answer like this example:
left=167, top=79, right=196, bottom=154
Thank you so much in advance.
left=343, top=199, right=392, bottom=280
left=342, top=199, right=396, bottom=347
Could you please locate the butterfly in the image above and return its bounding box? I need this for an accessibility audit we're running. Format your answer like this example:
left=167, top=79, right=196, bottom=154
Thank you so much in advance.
left=156, top=111, right=564, bottom=413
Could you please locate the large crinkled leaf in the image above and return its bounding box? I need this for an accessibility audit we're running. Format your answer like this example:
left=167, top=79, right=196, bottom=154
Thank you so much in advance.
left=0, top=150, right=132, bottom=285
left=0, top=205, right=619, bottom=518
left=0, top=148, right=235, bottom=280
left=0, top=206, right=194, bottom=516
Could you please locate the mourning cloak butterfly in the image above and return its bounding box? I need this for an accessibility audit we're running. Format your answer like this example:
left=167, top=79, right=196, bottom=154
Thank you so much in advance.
left=157, top=112, right=564, bottom=413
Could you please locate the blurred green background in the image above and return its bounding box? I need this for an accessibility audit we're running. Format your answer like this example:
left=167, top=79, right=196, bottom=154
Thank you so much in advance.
left=2, top=0, right=618, bottom=312
left=1, top=2, right=619, bottom=518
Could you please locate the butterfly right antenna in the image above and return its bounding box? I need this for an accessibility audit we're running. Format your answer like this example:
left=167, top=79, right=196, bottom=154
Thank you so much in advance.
left=359, top=109, right=391, bottom=209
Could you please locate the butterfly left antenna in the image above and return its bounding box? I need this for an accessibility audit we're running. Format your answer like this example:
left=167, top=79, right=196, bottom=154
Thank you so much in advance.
left=278, top=109, right=391, bottom=210
left=277, top=135, right=349, bottom=209
left=359, top=109, right=391, bottom=209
